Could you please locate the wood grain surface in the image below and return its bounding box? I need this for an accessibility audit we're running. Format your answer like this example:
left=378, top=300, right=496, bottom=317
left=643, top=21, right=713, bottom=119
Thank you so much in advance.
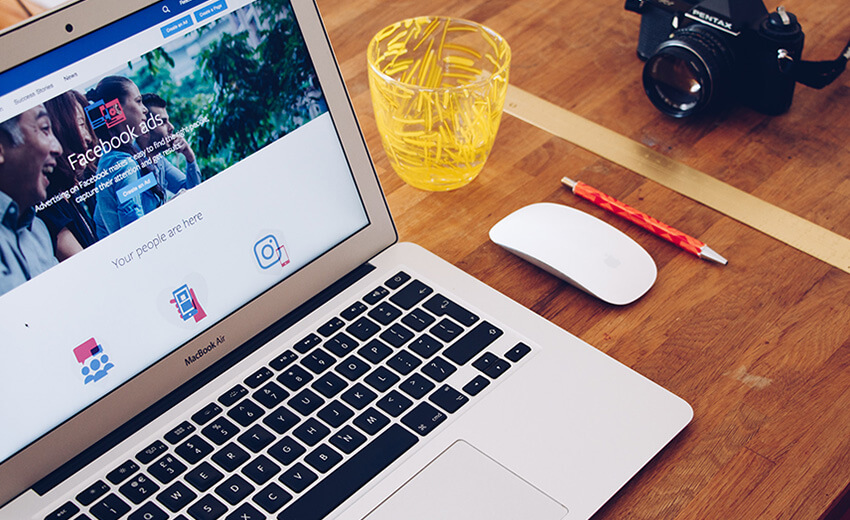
left=3, top=1, right=850, bottom=518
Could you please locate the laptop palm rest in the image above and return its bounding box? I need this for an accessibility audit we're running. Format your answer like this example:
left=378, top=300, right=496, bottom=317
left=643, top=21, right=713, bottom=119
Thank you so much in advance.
left=365, top=440, right=569, bottom=519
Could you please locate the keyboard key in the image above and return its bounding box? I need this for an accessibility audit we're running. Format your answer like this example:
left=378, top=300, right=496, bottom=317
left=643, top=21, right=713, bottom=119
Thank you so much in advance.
left=106, top=460, right=139, bottom=485
left=76, top=480, right=109, bottom=506
left=288, top=388, right=325, bottom=416
left=340, top=383, right=377, bottom=410
left=443, top=321, right=503, bottom=365
left=484, top=358, right=511, bottom=379
left=186, top=494, right=227, bottom=520
left=269, top=349, right=299, bottom=371
left=268, top=436, right=306, bottom=466
left=324, top=332, right=360, bottom=356
left=262, top=406, right=301, bottom=434
left=353, top=407, right=390, bottom=436
left=277, top=425, right=417, bottom=520
left=430, top=318, right=463, bottom=343
left=202, top=417, right=239, bottom=445
left=191, top=403, right=222, bottom=426
left=363, top=366, right=399, bottom=392
left=293, top=418, right=331, bottom=446
left=462, top=375, right=490, bottom=396
left=421, top=356, right=456, bottom=382
left=340, top=301, right=367, bottom=321
left=280, top=463, right=318, bottom=494
left=128, top=501, right=167, bottom=520
left=253, top=381, right=289, bottom=408
left=277, top=365, right=313, bottom=391
left=505, top=342, right=532, bottom=362
left=376, top=390, right=413, bottom=417
left=45, top=501, right=79, bottom=520
left=302, top=348, right=335, bottom=374
left=227, top=399, right=265, bottom=427
left=335, top=354, right=371, bottom=381
left=293, top=333, right=322, bottom=354
left=380, top=323, right=415, bottom=347
left=388, top=280, right=433, bottom=310
left=156, top=481, right=197, bottom=512
left=238, top=424, right=275, bottom=453
left=384, top=271, right=411, bottom=289
left=218, top=384, right=248, bottom=407
left=357, top=338, right=392, bottom=364
left=185, top=461, right=224, bottom=492
left=164, top=421, right=196, bottom=445
left=423, top=294, right=479, bottom=327
left=346, top=316, right=382, bottom=342
left=472, top=352, right=499, bottom=373
left=253, top=482, right=292, bottom=513
left=401, top=402, right=447, bottom=436
left=399, top=373, right=436, bottom=399
left=408, top=334, right=443, bottom=359
left=329, top=425, right=367, bottom=454
left=311, top=372, right=349, bottom=398
left=118, top=473, right=160, bottom=504
left=226, top=503, right=264, bottom=520
left=316, top=400, right=354, bottom=428
left=386, top=350, right=422, bottom=375
left=401, top=308, right=436, bottom=332
left=212, top=442, right=250, bottom=472
left=149, top=454, right=187, bottom=484
left=175, top=435, right=214, bottom=464
left=363, top=286, right=389, bottom=305
left=317, top=317, right=345, bottom=337
left=368, top=302, right=402, bottom=325
left=215, top=474, right=255, bottom=505
left=305, top=444, right=343, bottom=473
left=242, top=454, right=281, bottom=485
left=244, top=367, right=273, bottom=389
left=89, top=494, right=130, bottom=520
left=429, top=384, right=469, bottom=413
left=136, top=440, right=167, bottom=464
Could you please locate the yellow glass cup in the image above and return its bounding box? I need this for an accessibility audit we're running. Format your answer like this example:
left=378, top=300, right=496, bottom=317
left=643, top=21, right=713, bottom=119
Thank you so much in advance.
left=367, top=17, right=511, bottom=191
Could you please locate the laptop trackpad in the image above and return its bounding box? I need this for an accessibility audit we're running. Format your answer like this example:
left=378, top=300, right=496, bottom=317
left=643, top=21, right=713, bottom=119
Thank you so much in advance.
left=365, top=440, right=569, bottom=519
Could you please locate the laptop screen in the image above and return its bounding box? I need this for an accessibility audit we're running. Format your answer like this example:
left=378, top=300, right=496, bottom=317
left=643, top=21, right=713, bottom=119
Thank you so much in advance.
left=0, top=0, right=370, bottom=465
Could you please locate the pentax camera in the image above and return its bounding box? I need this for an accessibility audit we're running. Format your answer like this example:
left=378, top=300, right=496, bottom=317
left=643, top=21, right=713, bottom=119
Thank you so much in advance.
left=625, top=0, right=820, bottom=117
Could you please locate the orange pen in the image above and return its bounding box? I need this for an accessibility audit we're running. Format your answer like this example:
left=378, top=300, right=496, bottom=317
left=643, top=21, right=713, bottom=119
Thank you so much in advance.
left=561, top=177, right=727, bottom=265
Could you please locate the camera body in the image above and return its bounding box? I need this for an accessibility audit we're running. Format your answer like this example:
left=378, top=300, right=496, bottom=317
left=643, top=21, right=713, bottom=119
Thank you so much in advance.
left=625, top=0, right=805, bottom=116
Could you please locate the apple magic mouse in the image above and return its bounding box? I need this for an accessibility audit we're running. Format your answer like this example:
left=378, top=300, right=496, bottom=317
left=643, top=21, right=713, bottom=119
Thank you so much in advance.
left=489, top=202, right=656, bottom=305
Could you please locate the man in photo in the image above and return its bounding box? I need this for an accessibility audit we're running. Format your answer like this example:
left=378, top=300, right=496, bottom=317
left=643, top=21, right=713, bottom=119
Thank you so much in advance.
left=0, top=105, right=63, bottom=296
left=139, top=93, right=202, bottom=199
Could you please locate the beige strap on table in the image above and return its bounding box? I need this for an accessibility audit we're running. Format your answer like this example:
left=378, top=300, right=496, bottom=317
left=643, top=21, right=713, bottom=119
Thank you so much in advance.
left=504, top=85, right=850, bottom=274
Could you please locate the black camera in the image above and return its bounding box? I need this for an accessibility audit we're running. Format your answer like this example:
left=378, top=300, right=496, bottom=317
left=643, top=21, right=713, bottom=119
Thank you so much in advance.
left=625, top=0, right=805, bottom=117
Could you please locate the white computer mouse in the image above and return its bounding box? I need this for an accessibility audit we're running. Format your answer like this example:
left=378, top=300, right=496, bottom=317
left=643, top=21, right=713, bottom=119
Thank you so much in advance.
left=489, top=202, right=656, bottom=305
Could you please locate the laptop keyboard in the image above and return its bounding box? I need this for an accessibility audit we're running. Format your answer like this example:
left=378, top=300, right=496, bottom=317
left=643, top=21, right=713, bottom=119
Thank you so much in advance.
left=45, top=271, right=533, bottom=520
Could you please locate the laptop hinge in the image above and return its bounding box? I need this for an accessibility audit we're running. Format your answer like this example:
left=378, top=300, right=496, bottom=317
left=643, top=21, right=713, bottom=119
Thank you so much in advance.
left=32, top=261, right=376, bottom=496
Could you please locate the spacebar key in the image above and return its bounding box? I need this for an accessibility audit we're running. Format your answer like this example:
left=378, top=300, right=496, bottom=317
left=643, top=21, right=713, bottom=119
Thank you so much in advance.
left=278, top=424, right=418, bottom=520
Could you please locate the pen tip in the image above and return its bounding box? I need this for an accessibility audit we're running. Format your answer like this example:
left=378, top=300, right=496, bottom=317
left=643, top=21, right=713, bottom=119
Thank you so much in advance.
left=561, top=177, right=577, bottom=189
left=700, top=245, right=728, bottom=265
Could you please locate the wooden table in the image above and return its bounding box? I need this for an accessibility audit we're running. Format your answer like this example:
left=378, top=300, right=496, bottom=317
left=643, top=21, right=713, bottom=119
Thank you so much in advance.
left=4, top=1, right=850, bottom=518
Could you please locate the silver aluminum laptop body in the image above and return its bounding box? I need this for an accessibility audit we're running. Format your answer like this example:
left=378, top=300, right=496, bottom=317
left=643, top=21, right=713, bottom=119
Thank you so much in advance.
left=0, top=1, right=692, bottom=519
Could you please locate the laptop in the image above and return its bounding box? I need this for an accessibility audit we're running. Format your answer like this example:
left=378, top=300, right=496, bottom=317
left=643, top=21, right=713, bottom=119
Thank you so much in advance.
left=0, top=0, right=693, bottom=518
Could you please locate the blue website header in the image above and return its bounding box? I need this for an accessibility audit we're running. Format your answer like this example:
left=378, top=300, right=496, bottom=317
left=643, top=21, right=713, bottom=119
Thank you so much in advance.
left=0, top=0, right=213, bottom=97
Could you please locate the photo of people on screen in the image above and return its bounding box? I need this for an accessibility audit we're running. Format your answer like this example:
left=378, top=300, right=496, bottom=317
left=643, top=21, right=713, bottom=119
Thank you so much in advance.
left=0, top=0, right=327, bottom=297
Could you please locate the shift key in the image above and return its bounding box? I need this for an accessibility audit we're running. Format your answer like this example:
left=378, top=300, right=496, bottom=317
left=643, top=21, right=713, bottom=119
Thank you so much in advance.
left=443, top=321, right=503, bottom=365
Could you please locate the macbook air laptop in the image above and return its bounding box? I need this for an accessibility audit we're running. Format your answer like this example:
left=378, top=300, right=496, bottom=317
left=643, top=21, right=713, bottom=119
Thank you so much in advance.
left=0, top=1, right=693, bottom=518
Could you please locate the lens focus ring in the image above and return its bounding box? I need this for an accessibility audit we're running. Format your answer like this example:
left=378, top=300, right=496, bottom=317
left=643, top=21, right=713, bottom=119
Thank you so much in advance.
left=642, top=24, right=735, bottom=117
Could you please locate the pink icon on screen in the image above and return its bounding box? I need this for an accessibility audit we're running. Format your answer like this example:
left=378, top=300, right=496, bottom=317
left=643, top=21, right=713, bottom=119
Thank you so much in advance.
left=74, top=338, right=114, bottom=385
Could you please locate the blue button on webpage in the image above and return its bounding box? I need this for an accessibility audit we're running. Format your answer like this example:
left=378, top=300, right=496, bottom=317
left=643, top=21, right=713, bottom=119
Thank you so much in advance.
left=118, top=173, right=159, bottom=204
left=194, top=0, right=228, bottom=23
left=160, top=15, right=194, bottom=38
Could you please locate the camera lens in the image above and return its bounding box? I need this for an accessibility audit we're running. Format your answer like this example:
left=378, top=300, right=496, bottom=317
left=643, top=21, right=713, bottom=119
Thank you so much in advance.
left=642, top=25, right=734, bottom=117
left=65, top=24, right=74, bottom=33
